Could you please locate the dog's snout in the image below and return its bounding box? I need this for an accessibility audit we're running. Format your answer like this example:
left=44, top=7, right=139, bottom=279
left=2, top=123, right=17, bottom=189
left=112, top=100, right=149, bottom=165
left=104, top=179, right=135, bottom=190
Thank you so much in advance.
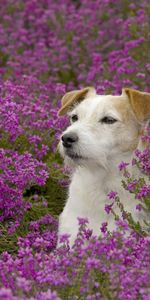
left=62, top=133, right=78, bottom=148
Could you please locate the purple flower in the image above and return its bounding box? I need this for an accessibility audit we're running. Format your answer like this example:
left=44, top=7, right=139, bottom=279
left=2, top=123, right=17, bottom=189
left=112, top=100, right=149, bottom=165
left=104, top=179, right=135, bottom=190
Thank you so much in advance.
left=118, top=161, right=129, bottom=171
left=37, top=290, right=61, bottom=300
left=116, top=219, right=129, bottom=231
left=77, top=217, right=89, bottom=226
left=59, top=234, right=70, bottom=244
left=0, top=288, right=13, bottom=299
left=127, top=180, right=137, bottom=191
left=107, top=191, right=118, bottom=200
left=100, top=222, right=108, bottom=233
left=136, top=185, right=150, bottom=199
left=105, top=203, right=114, bottom=214
left=86, top=257, right=100, bottom=270
left=136, top=204, right=142, bottom=211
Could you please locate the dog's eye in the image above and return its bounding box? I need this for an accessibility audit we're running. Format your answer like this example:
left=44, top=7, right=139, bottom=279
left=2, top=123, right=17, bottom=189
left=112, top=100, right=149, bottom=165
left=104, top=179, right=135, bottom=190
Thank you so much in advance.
left=71, top=114, right=78, bottom=122
left=101, top=116, right=117, bottom=124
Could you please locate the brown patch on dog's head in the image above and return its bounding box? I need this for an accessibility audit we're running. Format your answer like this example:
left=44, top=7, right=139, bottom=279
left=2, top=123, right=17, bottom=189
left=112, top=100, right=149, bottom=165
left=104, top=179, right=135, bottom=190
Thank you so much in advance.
left=112, top=93, right=145, bottom=152
left=58, top=87, right=96, bottom=116
left=113, top=97, right=133, bottom=123
left=120, top=88, right=150, bottom=151
left=123, top=88, right=150, bottom=123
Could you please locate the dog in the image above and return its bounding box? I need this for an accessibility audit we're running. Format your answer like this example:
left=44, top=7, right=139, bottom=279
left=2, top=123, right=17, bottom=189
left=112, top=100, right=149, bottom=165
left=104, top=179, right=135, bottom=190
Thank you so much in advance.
left=57, top=87, right=150, bottom=246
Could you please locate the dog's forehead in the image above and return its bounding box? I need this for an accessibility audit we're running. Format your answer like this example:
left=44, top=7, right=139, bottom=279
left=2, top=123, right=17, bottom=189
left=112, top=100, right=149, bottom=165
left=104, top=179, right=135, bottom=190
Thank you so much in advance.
left=74, top=94, right=129, bottom=118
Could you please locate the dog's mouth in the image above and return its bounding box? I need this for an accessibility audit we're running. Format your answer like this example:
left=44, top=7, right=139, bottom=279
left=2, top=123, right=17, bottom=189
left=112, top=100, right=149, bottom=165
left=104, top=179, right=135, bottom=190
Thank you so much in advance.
left=65, top=150, right=86, bottom=161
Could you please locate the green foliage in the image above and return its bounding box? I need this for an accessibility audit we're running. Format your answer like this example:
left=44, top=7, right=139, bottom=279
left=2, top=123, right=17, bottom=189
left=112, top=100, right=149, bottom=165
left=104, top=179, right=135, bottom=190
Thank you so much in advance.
left=0, top=175, right=66, bottom=254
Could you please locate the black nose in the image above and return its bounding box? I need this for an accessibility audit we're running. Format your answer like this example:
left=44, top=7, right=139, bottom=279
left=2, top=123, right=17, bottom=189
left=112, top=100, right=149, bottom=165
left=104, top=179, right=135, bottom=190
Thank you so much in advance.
left=62, top=133, right=78, bottom=148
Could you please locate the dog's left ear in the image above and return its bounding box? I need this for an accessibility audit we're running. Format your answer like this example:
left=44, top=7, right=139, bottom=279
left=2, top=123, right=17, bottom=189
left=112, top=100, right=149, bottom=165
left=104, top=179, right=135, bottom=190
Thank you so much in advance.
left=123, top=88, right=150, bottom=123
left=58, top=87, right=96, bottom=116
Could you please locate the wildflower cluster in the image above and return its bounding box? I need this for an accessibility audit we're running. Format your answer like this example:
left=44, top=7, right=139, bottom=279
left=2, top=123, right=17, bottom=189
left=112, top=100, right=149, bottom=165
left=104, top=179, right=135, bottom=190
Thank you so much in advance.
left=0, top=0, right=149, bottom=299
left=0, top=149, right=49, bottom=232
left=0, top=222, right=150, bottom=300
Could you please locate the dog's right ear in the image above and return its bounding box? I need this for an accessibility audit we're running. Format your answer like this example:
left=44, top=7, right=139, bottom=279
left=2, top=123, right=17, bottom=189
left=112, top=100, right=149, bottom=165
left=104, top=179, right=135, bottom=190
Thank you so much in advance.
left=58, top=87, right=96, bottom=116
left=122, top=88, right=150, bottom=123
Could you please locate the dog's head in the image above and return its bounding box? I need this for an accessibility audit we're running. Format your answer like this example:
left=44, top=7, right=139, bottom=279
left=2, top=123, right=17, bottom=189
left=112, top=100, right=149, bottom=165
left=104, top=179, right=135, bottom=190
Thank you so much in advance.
left=58, top=87, right=150, bottom=168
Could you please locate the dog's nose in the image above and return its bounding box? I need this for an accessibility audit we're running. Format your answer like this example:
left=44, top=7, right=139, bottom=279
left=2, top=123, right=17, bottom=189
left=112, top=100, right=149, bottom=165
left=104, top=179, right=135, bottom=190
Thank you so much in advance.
left=62, top=133, right=78, bottom=148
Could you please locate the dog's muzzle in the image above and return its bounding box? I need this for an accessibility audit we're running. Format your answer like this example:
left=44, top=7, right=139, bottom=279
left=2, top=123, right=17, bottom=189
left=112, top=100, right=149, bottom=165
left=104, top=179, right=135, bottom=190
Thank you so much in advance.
left=62, top=132, right=78, bottom=148
left=61, top=132, right=87, bottom=161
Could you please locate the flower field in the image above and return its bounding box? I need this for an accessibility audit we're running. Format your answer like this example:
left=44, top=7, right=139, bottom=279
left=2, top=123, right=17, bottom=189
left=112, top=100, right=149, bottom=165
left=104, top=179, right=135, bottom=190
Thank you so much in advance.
left=0, top=0, right=150, bottom=299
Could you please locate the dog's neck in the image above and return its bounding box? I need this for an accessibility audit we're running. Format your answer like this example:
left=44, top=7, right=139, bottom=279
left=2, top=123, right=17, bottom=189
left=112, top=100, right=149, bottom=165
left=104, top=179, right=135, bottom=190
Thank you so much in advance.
left=72, top=150, right=136, bottom=197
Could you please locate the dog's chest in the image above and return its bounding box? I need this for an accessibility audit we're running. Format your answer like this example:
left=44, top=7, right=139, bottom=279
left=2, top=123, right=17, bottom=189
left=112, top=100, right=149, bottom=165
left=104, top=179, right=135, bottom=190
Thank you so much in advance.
left=68, top=168, right=121, bottom=218
left=67, top=166, right=146, bottom=229
left=59, top=165, right=147, bottom=242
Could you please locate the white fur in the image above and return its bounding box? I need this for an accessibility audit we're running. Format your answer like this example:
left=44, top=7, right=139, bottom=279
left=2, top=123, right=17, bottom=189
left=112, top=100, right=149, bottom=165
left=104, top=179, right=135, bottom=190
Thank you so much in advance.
left=58, top=91, right=148, bottom=246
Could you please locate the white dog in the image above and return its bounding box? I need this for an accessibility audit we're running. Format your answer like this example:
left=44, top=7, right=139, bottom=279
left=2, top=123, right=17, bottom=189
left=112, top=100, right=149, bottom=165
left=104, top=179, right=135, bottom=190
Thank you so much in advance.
left=58, top=87, right=150, bottom=246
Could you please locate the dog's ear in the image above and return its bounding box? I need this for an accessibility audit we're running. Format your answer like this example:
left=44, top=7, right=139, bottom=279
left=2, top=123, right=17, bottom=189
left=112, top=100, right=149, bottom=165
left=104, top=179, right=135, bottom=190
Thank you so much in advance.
left=58, top=87, right=96, bottom=116
left=123, top=88, right=150, bottom=123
